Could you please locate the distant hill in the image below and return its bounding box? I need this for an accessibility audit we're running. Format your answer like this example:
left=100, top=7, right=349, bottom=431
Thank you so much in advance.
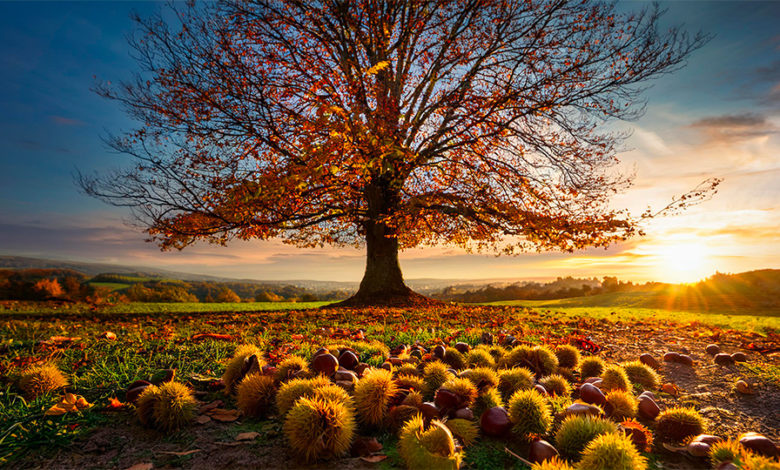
left=488, top=269, right=780, bottom=316
left=0, top=255, right=509, bottom=294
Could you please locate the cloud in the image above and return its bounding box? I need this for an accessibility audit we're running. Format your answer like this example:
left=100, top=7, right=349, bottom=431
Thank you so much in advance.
left=688, top=113, right=778, bottom=142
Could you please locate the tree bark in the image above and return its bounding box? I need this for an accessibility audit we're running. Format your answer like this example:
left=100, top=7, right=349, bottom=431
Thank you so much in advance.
left=329, top=184, right=441, bottom=307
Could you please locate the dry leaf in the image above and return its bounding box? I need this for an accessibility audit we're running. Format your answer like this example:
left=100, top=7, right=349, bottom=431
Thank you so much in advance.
left=199, top=400, right=223, bottom=413
left=360, top=455, right=388, bottom=463
left=100, top=331, right=117, bottom=340
left=235, top=432, right=260, bottom=441
left=157, top=449, right=201, bottom=456
left=105, top=396, right=124, bottom=410
left=191, top=333, right=232, bottom=341
left=125, top=464, right=153, bottom=470
left=48, top=336, right=81, bottom=343
left=206, top=408, right=240, bottom=422
left=45, top=393, right=92, bottom=415
left=195, top=415, right=212, bottom=424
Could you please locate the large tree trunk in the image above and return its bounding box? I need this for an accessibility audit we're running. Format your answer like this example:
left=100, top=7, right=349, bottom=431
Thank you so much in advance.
left=329, top=186, right=441, bottom=307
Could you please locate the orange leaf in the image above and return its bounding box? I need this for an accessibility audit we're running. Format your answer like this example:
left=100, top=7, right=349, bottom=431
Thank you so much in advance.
left=45, top=393, right=92, bottom=415
left=206, top=408, right=240, bottom=422
left=107, top=397, right=124, bottom=409
left=360, top=455, right=388, bottom=463
left=125, top=464, right=153, bottom=470
left=191, top=333, right=233, bottom=341
left=235, top=432, right=260, bottom=441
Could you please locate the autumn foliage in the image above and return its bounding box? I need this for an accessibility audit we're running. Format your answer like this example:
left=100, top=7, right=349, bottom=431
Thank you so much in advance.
left=81, top=0, right=714, bottom=304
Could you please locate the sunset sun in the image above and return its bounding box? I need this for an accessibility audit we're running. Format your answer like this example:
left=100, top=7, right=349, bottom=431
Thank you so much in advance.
left=656, top=241, right=713, bottom=283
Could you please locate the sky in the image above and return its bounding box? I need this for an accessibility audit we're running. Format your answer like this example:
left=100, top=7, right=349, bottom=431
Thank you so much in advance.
left=0, top=1, right=778, bottom=284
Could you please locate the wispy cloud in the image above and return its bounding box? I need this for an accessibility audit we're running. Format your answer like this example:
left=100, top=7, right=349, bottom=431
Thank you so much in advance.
left=689, top=113, right=778, bottom=142
left=49, top=115, right=85, bottom=126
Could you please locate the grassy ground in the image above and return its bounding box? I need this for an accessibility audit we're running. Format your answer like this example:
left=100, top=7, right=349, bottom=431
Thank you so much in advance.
left=487, top=300, right=780, bottom=333
left=0, top=301, right=331, bottom=315
left=1, top=303, right=778, bottom=468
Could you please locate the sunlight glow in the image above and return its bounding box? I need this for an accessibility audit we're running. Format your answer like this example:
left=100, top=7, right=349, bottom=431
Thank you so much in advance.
left=649, top=239, right=715, bottom=283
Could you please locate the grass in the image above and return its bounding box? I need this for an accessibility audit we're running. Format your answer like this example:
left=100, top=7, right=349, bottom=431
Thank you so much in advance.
left=485, top=302, right=779, bottom=333
left=0, top=301, right=331, bottom=315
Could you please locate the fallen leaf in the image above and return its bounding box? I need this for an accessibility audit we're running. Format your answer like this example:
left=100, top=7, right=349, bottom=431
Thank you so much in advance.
left=157, top=449, right=201, bottom=456
left=45, top=393, right=92, bottom=415
left=351, top=436, right=383, bottom=456
left=662, top=383, right=680, bottom=397
left=195, top=415, right=211, bottom=424
left=100, top=331, right=117, bottom=340
left=199, top=400, right=223, bottom=413
left=206, top=408, right=240, bottom=422
left=48, top=336, right=82, bottom=344
left=235, top=432, right=260, bottom=441
left=191, top=333, right=233, bottom=341
left=360, top=455, right=388, bottom=463
left=106, top=396, right=124, bottom=410
left=125, top=464, right=153, bottom=470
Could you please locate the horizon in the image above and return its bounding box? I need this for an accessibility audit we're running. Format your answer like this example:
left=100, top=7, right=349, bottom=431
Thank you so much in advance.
left=1, top=1, right=779, bottom=284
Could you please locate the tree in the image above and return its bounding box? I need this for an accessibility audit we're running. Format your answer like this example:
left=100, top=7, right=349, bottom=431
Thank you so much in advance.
left=81, top=0, right=717, bottom=306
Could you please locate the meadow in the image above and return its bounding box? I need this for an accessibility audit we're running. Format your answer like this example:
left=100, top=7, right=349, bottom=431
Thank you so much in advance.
left=1, top=302, right=778, bottom=469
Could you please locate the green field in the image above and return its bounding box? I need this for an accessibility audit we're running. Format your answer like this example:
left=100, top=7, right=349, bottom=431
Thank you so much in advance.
left=0, top=301, right=331, bottom=315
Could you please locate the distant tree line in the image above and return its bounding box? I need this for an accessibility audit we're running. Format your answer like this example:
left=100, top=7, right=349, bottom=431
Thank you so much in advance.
left=1, top=269, right=350, bottom=303
left=431, top=276, right=636, bottom=303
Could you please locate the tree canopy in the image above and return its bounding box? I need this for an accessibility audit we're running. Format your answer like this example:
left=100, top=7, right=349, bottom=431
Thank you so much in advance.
left=81, top=0, right=716, bottom=305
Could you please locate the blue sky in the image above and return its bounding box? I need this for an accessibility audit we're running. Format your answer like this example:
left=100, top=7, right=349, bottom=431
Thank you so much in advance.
left=1, top=1, right=778, bottom=282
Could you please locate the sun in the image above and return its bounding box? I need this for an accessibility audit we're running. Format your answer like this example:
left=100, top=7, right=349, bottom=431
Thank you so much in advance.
left=656, top=242, right=712, bottom=283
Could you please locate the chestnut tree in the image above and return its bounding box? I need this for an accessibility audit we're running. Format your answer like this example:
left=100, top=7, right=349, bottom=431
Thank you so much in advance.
left=81, top=0, right=716, bottom=305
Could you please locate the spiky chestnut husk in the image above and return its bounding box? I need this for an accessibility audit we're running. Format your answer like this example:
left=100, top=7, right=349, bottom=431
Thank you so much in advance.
left=276, top=376, right=331, bottom=416
left=461, top=367, right=499, bottom=390
left=473, top=388, right=504, bottom=418
left=556, top=367, right=576, bottom=383
left=710, top=439, right=744, bottom=467
left=605, top=390, right=637, bottom=420
left=314, top=383, right=354, bottom=410
left=396, top=364, right=422, bottom=377
left=136, top=384, right=161, bottom=427
left=600, top=365, right=631, bottom=392
left=283, top=396, right=356, bottom=462
left=396, top=374, right=427, bottom=393
left=237, top=373, right=277, bottom=418
left=619, top=419, right=652, bottom=452
left=151, top=381, right=197, bottom=432
left=482, top=345, right=507, bottom=362
left=531, top=457, right=576, bottom=470
left=443, top=347, right=466, bottom=370
left=554, top=415, right=618, bottom=460
left=621, top=361, right=661, bottom=390
left=507, top=389, right=552, bottom=441
left=578, top=432, right=647, bottom=470
left=498, top=368, right=534, bottom=400
left=403, top=390, right=425, bottom=408
left=275, top=355, right=309, bottom=382
left=440, top=377, right=479, bottom=408
left=465, top=349, right=496, bottom=369
left=500, top=346, right=558, bottom=376
left=580, top=357, right=606, bottom=380
left=354, top=368, right=397, bottom=428
left=222, top=344, right=264, bottom=393
left=539, top=374, right=572, bottom=397
left=741, top=453, right=780, bottom=469
left=655, top=407, right=706, bottom=443
left=424, top=361, right=452, bottom=398
left=398, top=414, right=463, bottom=470
left=19, top=363, right=68, bottom=399
left=556, top=345, right=581, bottom=369
left=444, top=418, right=479, bottom=447
left=499, top=345, right=532, bottom=369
